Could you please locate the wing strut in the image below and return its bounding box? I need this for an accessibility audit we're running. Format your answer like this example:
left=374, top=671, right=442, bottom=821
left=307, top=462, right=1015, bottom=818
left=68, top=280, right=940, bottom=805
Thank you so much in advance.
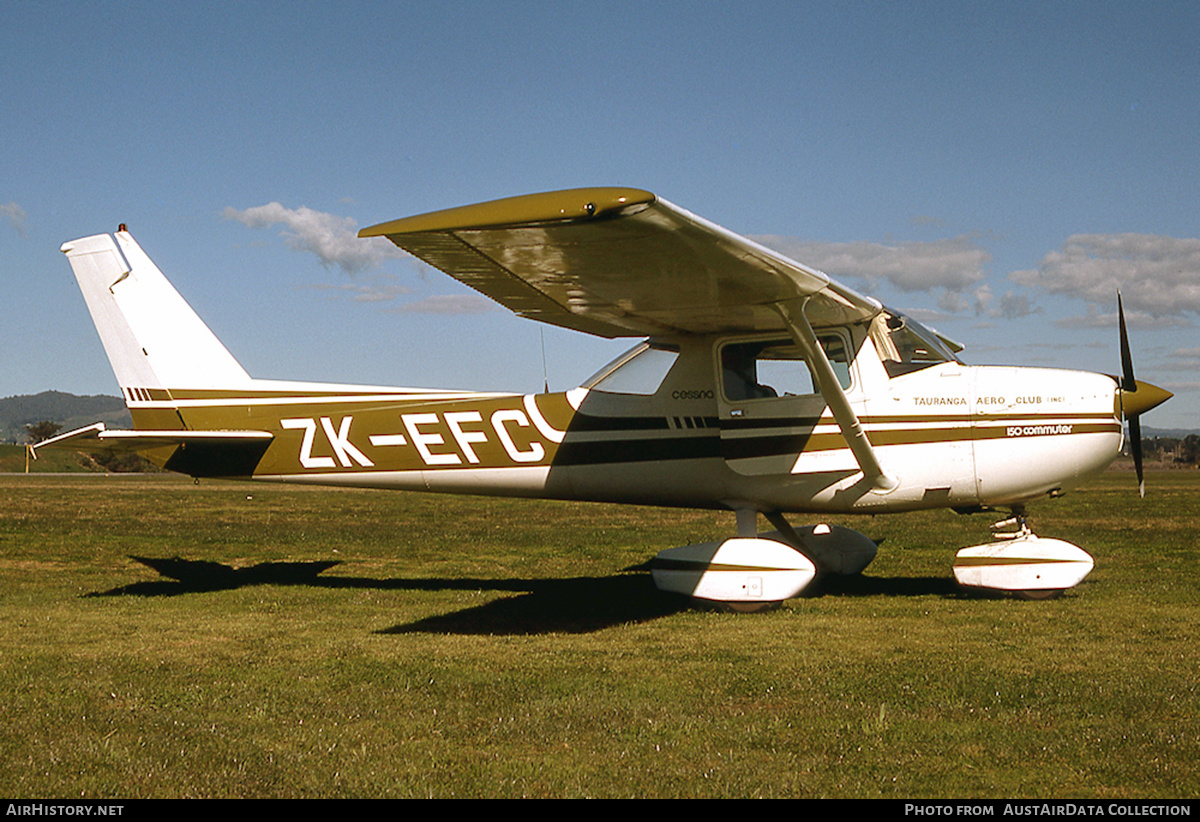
left=775, top=298, right=899, bottom=493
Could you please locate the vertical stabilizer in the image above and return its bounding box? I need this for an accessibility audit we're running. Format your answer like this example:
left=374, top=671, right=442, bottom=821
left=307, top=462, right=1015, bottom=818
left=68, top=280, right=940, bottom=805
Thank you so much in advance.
left=60, top=231, right=252, bottom=392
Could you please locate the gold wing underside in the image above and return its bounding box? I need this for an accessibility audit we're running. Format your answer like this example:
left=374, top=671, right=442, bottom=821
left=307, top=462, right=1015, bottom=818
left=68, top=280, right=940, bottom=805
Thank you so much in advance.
left=360, top=188, right=881, bottom=338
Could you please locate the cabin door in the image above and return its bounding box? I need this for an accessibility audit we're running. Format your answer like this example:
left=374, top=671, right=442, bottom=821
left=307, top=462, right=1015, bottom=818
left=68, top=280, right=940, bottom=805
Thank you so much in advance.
left=716, top=334, right=853, bottom=477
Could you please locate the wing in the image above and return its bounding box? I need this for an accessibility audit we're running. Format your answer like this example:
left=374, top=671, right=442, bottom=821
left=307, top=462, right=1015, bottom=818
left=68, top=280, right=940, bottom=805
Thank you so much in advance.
left=360, top=188, right=881, bottom=338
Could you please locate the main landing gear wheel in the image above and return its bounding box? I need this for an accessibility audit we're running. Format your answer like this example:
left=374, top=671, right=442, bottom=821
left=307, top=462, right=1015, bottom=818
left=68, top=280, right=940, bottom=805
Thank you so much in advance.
left=722, top=600, right=782, bottom=614
left=1014, top=588, right=1065, bottom=601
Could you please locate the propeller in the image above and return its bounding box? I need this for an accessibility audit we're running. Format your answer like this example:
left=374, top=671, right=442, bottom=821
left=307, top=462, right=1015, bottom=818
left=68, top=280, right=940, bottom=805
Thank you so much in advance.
left=1116, top=293, right=1173, bottom=497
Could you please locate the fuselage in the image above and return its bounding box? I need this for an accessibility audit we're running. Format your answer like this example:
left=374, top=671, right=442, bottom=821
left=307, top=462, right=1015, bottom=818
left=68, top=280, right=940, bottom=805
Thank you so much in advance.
left=131, top=325, right=1123, bottom=516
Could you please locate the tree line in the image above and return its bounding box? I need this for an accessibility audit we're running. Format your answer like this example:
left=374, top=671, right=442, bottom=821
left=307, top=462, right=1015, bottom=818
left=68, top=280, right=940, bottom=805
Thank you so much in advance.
left=1140, top=435, right=1200, bottom=466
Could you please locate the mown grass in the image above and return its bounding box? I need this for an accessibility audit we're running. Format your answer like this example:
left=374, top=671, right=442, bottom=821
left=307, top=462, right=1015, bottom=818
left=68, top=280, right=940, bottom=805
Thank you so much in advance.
left=0, top=471, right=1196, bottom=798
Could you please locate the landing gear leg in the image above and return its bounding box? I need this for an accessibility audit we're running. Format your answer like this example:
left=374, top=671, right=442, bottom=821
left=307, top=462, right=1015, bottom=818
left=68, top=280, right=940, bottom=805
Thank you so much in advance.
left=989, top=505, right=1031, bottom=540
left=736, top=508, right=759, bottom=538
left=762, top=511, right=878, bottom=575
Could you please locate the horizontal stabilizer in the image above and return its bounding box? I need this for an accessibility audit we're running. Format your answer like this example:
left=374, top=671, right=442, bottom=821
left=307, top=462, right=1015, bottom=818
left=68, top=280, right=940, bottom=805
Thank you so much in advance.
left=35, top=423, right=276, bottom=478
left=35, top=423, right=274, bottom=455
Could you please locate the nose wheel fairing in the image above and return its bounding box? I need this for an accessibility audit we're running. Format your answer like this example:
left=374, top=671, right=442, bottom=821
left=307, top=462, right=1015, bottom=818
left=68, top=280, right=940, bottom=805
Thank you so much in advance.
left=953, top=535, right=1094, bottom=596
left=951, top=511, right=1094, bottom=598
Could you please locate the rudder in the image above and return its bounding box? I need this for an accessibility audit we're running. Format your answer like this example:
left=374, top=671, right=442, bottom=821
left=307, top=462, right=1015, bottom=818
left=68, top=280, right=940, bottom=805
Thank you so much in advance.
left=61, top=230, right=252, bottom=395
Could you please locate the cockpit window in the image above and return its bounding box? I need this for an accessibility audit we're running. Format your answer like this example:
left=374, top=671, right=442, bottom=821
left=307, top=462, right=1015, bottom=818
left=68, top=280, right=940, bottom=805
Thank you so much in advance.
left=870, top=311, right=963, bottom=378
left=584, top=341, right=680, bottom=395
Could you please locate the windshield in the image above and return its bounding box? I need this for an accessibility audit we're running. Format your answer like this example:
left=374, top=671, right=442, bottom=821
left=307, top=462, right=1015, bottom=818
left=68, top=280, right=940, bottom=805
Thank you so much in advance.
left=870, top=311, right=963, bottom=378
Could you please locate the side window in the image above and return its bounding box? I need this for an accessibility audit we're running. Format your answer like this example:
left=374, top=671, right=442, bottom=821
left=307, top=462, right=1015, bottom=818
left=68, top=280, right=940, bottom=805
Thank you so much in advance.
left=720, top=336, right=850, bottom=402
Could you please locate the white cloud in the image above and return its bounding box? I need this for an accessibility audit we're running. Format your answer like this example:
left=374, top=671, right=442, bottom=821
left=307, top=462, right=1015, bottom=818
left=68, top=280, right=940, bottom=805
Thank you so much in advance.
left=995, top=290, right=1038, bottom=320
left=1052, top=306, right=1189, bottom=330
left=223, top=202, right=408, bottom=274
left=755, top=233, right=1016, bottom=321
left=1011, top=233, right=1200, bottom=320
left=385, top=295, right=498, bottom=315
left=300, top=277, right=412, bottom=303
left=756, top=234, right=990, bottom=294
left=1160, top=381, right=1200, bottom=394
left=1159, top=347, right=1200, bottom=372
left=937, top=290, right=970, bottom=313
left=2, top=202, right=27, bottom=236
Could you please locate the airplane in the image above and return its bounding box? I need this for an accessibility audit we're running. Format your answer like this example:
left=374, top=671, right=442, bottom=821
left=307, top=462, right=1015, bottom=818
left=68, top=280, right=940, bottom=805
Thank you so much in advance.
left=38, top=187, right=1173, bottom=608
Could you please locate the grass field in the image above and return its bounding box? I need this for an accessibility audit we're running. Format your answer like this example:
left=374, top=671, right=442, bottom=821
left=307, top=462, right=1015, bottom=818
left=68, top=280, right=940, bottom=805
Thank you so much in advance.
left=1, top=470, right=1196, bottom=798
left=0, top=443, right=96, bottom=474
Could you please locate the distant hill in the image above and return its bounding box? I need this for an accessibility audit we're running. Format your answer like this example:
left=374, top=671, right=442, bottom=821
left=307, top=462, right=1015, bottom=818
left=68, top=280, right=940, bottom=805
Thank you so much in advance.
left=0, top=391, right=130, bottom=444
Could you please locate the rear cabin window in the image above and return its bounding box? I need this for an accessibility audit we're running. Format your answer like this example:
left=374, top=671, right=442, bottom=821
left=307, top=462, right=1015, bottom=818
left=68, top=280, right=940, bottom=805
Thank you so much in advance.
left=584, top=342, right=680, bottom=395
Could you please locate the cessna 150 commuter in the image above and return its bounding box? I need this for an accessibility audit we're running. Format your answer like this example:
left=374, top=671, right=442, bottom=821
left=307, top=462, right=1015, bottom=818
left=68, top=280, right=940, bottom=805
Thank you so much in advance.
left=39, top=188, right=1172, bottom=607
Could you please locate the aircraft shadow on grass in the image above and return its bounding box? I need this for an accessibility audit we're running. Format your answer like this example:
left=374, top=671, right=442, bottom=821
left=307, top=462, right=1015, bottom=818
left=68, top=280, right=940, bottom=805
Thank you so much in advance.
left=85, top=555, right=961, bottom=636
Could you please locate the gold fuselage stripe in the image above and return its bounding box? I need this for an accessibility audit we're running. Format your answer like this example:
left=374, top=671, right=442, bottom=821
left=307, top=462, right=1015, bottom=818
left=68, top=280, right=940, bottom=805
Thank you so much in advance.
left=125, top=386, right=1118, bottom=476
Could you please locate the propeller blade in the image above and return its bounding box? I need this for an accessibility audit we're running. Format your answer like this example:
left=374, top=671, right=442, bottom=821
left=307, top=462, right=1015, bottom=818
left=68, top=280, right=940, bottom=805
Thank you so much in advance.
left=1118, top=292, right=1135, bottom=392
left=1115, top=292, right=1167, bottom=497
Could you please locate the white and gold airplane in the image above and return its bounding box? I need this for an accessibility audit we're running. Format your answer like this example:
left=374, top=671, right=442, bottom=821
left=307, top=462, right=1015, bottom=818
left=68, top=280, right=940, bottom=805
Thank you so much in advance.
left=39, top=188, right=1172, bottom=607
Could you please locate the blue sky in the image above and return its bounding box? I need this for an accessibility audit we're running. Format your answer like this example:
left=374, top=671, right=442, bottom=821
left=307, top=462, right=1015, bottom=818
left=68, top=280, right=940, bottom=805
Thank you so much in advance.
left=3, top=1, right=1197, bottom=429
